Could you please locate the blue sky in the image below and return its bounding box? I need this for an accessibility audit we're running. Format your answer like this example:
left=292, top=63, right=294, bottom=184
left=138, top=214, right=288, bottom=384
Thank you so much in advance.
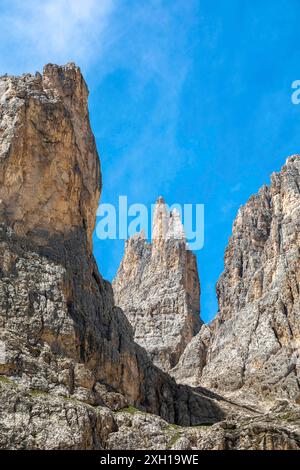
left=0, top=0, right=299, bottom=322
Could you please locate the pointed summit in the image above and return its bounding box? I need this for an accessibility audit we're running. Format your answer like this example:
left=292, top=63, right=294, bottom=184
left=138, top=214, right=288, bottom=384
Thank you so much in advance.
left=114, top=196, right=201, bottom=372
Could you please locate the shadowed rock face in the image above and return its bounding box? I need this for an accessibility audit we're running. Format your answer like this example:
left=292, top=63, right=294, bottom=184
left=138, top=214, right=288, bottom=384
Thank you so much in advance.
left=113, top=197, right=201, bottom=372
left=173, top=155, right=300, bottom=403
left=0, top=64, right=225, bottom=448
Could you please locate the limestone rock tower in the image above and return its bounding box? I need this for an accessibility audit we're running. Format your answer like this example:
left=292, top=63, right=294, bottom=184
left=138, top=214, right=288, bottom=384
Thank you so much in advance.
left=113, top=197, right=202, bottom=372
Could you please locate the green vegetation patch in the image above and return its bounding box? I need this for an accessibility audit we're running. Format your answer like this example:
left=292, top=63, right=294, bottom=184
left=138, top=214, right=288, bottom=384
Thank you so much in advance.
left=116, top=406, right=143, bottom=415
left=0, top=375, right=14, bottom=385
left=29, top=389, right=49, bottom=397
left=164, top=423, right=182, bottom=449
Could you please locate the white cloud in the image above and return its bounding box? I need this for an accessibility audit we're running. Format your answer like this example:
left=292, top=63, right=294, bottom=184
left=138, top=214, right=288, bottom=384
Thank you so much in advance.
left=0, top=0, right=114, bottom=74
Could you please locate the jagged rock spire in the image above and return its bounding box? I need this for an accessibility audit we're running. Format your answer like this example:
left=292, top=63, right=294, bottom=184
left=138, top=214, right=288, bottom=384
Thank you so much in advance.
left=0, top=62, right=101, bottom=251
left=113, top=196, right=201, bottom=372
left=152, top=196, right=169, bottom=242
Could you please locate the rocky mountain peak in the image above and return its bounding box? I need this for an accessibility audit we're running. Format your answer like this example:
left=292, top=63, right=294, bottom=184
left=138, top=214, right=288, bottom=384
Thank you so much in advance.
left=113, top=197, right=201, bottom=372
left=152, top=196, right=169, bottom=242
left=285, top=153, right=300, bottom=165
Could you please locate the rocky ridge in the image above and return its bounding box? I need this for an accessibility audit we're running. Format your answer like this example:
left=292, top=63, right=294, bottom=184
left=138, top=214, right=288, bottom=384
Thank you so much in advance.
left=172, top=155, right=300, bottom=405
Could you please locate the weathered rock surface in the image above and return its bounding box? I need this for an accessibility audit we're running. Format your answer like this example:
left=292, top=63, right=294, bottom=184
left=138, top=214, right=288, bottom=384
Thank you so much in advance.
left=0, top=63, right=226, bottom=451
left=107, top=403, right=300, bottom=450
left=113, top=197, right=201, bottom=372
left=0, top=378, right=116, bottom=450
left=173, top=156, right=300, bottom=404
left=170, top=324, right=211, bottom=386
left=2, top=377, right=299, bottom=450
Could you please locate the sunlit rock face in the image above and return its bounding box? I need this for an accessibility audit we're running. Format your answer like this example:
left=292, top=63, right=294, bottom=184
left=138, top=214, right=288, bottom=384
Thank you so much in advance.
left=113, top=197, right=202, bottom=372
left=173, top=156, right=300, bottom=403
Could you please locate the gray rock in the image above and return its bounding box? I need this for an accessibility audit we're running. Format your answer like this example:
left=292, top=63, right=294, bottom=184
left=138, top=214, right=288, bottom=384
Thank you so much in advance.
left=0, top=379, right=116, bottom=450
left=170, top=324, right=211, bottom=386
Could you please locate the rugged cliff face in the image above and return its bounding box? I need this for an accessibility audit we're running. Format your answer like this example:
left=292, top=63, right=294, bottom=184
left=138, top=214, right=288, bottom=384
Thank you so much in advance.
left=113, top=197, right=201, bottom=372
left=0, top=64, right=226, bottom=450
left=173, top=155, right=300, bottom=404
left=0, top=64, right=100, bottom=250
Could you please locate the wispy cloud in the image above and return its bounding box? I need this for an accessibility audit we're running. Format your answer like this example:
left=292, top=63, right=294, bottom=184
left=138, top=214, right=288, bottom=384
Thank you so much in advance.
left=95, top=0, right=200, bottom=201
left=230, top=182, right=242, bottom=193
left=0, top=0, right=114, bottom=74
